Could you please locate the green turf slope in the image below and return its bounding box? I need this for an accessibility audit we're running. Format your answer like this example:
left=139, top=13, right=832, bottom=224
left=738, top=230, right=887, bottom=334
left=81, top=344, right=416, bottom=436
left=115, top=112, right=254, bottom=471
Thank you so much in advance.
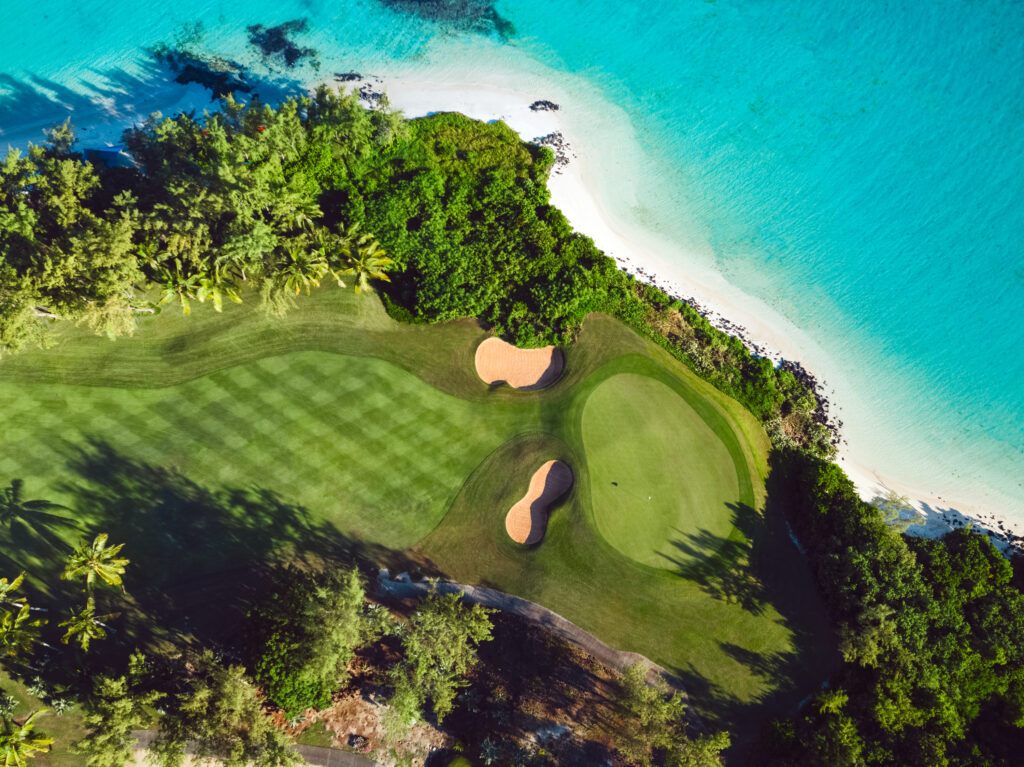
left=0, top=351, right=522, bottom=548
left=0, top=292, right=834, bottom=736
left=583, top=373, right=740, bottom=569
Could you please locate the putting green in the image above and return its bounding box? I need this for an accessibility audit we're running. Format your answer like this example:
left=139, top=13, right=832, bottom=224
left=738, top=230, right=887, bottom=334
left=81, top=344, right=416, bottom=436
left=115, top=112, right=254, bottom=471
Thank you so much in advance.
left=582, top=373, right=740, bottom=569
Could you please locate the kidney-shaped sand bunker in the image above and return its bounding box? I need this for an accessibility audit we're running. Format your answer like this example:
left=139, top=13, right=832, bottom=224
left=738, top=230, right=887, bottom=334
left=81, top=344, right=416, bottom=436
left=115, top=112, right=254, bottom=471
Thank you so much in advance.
left=474, top=337, right=564, bottom=389
left=505, top=460, right=574, bottom=545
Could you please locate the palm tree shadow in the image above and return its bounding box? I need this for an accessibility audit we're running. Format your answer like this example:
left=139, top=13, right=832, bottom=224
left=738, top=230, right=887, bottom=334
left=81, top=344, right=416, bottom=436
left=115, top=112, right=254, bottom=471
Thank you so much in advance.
left=0, top=48, right=307, bottom=150
left=659, top=502, right=767, bottom=616
left=53, top=439, right=431, bottom=650
left=0, top=479, right=80, bottom=572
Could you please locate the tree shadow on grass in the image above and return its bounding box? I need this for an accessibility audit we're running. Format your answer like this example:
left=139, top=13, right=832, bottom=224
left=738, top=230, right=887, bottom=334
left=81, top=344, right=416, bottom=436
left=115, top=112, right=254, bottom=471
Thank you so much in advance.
left=667, top=662, right=746, bottom=731
left=0, top=479, right=80, bottom=577
left=46, top=439, right=433, bottom=654
left=659, top=503, right=768, bottom=616
left=660, top=480, right=839, bottom=761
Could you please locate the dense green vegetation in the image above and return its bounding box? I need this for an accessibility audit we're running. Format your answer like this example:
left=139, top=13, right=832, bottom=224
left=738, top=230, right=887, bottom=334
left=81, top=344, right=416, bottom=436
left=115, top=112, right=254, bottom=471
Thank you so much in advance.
left=760, top=451, right=1024, bottom=766
left=0, top=89, right=829, bottom=455
left=613, top=663, right=731, bottom=767
left=0, top=85, right=1021, bottom=765
left=383, top=591, right=494, bottom=739
left=246, top=569, right=386, bottom=716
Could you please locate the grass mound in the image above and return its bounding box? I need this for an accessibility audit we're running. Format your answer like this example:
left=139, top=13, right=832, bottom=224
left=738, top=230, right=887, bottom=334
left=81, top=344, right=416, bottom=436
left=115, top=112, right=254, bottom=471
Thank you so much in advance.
left=583, top=374, right=740, bottom=569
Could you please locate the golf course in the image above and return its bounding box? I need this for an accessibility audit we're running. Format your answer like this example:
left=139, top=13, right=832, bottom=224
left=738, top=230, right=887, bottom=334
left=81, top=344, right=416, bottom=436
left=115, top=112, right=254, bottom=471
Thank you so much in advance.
left=0, top=287, right=832, bottom=730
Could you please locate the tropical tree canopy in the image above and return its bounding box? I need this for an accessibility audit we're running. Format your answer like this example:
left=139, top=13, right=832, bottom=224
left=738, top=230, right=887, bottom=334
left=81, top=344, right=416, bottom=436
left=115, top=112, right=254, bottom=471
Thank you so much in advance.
left=0, top=604, right=45, bottom=660
left=0, top=710, right=53, bottom=767
left=73, top=668, right=161, bottom=767
left=151, top=651, right=298, bottom=767
left=246, top=568, right=387, bottom=716
left=0, top=574, right=25, bottom=608
left=61, top=534, right=129, bottom=592
left=58, top=597, right=119, bottom=652
left=393, top=591, right=494, bottom=723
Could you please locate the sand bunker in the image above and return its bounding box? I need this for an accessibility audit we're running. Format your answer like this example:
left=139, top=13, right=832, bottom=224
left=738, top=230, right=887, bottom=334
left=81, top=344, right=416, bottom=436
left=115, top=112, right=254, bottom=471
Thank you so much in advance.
left=505, top=460, right=574, bottom=545
left=474, top=337, right=563, bottom=390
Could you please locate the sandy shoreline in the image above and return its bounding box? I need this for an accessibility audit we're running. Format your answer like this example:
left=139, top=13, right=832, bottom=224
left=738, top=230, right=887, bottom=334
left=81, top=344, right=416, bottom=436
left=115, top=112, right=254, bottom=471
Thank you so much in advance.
left=371, top=72, right=1023, bottom=553
left=5, top=70, right=1020, bottom=553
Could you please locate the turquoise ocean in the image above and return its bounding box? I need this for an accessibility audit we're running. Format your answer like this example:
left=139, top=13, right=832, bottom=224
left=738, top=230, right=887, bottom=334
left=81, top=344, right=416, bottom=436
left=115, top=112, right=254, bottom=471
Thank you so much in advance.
left=2, top=1, right=1022, bottom=519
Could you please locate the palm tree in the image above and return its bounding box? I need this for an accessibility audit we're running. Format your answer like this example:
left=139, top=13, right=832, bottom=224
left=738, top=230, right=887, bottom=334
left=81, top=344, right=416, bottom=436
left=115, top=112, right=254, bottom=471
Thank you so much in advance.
left=61, top=534, right=129, bottom=593
left=0, top=710, right=53, bottom=766
left=276, top=241, right=332, bottom=295
left=194, top=264, right=243, bottom=312
left=154, top=260, right=202, bottom=315
left=338, top=226, right=394, bottom=294
left=0, top=575, right=25, bottom=610
left=0, top=481, right=74, bottom=544
left=58, top=598, right=119, bottom=652
left=0, top=605, right=44, bottom=660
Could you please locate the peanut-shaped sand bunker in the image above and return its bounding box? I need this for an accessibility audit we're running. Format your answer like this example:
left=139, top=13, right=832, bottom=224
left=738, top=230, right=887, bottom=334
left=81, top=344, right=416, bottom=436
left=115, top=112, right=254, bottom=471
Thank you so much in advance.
left=474, top=337, right=564, bottom=390
left=505, top=460, right=574, bottom=545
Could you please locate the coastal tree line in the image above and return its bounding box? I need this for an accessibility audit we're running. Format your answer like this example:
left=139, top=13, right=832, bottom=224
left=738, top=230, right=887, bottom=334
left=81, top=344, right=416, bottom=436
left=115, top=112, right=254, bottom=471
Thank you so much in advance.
left=758, top=450, right=1024, bottom=766
left=0, top=88, right=830, bottom=456
left=1, top=88, right=1022, bottom=764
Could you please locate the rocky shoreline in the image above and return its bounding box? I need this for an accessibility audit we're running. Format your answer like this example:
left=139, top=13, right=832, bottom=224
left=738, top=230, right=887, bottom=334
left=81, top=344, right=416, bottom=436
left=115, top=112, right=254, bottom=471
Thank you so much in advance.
left=524, top=124, right=841, bottom=445
left=112, top=63, right=1014, bottom=554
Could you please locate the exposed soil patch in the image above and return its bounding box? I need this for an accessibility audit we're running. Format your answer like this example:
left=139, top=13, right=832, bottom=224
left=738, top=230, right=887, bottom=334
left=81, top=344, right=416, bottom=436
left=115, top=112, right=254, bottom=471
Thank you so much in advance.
left=283, top=609, right=629, bottom=766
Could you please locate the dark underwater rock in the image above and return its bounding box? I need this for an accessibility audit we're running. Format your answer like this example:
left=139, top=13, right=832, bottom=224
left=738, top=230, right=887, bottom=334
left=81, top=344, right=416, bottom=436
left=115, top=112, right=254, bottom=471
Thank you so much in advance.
left=173, top=63, right=252, bottom=97
left=247, top=19, right=319, bottom=69
left=381, top=0, right=515, bottom=39
left=152, top=46, right=252, bottom=98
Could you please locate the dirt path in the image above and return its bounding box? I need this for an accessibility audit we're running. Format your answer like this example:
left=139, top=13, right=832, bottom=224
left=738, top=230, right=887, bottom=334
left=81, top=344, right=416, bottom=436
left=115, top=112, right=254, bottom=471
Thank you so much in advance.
left=375, top=569, right=699, bottom=725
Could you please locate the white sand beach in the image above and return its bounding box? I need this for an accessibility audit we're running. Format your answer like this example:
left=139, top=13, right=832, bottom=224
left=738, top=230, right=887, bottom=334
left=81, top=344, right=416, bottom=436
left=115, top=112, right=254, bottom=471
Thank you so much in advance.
left=375, top=72, right=1024, bottom=552
left=5, top=69, right=1020, bottom=552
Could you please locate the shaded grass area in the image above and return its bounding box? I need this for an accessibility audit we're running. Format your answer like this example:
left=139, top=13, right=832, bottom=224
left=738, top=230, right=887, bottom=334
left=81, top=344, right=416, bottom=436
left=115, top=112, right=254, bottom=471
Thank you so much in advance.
left=0, top=351, right=524, bottom=549
left=0, top=669, right=86, bottom=767
left=583, top=373, right=741, bottom=569
left=0, top=290, right=833, bottom=748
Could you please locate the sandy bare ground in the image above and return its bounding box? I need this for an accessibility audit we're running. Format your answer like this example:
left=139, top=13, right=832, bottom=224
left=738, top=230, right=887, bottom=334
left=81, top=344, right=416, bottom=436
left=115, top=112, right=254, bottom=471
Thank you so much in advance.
left=505, top=460, right=574, bottom=544
left=474, top=337, right=563, bottom=389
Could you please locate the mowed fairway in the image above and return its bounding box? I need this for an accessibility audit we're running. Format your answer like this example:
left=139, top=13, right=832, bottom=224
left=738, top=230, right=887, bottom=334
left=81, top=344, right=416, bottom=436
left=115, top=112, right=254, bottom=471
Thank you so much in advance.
left=0, top=291, right=834, bottom=738
left=583, top=374, right=740, bottom=569
left=0, top=351, right=521, bottom=547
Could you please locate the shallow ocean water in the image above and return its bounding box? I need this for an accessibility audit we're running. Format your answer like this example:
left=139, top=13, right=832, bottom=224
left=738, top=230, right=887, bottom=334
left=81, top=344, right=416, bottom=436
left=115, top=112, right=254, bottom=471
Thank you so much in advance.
left=2, top=0, right=1022, bottom=517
